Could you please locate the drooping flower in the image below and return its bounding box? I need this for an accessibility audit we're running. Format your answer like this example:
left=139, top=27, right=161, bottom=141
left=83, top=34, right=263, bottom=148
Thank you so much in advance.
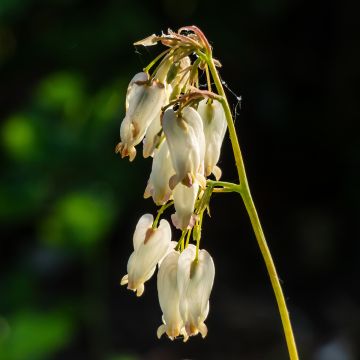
left=177, top=244, right=215, bottom=338
left=120, top=214, right=171, bottom=296
left=144, top=141, right=175, bottom=205
left=197, top=99, right=227, bottom=179
left=142, top=112, right=162, bottom=158
left=162, top=107, right=205, bottom=189
left=171, top=181, right=199, bottom=230
left=116, top=72, right=168, bottom=161
left=157, top=249, right=189, bottom=341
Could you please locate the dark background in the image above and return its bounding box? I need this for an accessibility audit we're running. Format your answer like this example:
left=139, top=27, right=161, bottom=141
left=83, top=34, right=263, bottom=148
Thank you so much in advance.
left=0, top=0, right=359, bottom=359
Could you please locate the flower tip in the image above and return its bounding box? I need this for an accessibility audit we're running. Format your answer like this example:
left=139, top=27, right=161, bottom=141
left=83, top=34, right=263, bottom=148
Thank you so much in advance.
left=212, top=165, right=222, bottom=180
left=115, top=142, right=136, bottom=161
left=134, top=34, right=158, bottom=46
left=120, top=274, right=128, bottom=286
left=136, top=284, right=145, bottom=297
left=199, top=323, right=208, bottom=338
left=157, top=325, right=165, bottom=339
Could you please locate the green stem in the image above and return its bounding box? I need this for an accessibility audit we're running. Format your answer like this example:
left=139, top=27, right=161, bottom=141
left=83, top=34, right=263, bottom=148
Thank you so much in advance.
left=206, top=180, right=241, bottom=192
left=207, top=55, right=299, bottom=360
left=185, top=229, right=192, bottom=248
left=144, top=49, right=170, bottom=73
left=152, top=201, right=174, bottom=229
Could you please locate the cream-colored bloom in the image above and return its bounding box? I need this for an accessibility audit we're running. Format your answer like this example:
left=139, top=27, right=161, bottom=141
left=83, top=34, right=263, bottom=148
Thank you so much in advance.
left=162, top=107, right=205, bottom=189
left=142, top=112, right=162, bottom=158
left=177, top=244, right=215, bottom=338
left=171, top=181, right=199, bottom=230
left=142, top=83, right=172, bottom=158
left=144, top=141, right=175, bottom=205
left=117, top=72, right=168, bottom=161
left=157, top=249, right=189, bottom=342
left=120, top=214, right=171, bottom=296
left=197, top=99, right=227, bottom=179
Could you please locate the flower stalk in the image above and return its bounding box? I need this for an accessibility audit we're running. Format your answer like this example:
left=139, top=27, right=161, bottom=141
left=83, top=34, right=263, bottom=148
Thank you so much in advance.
left=206, top=52, right=299, bottom=360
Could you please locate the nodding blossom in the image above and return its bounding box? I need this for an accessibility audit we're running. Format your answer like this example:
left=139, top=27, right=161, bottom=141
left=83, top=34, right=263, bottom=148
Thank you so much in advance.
left=118, top=27, right=230, bottom=342
left=198, top=99, right=227, bottom=179
left=144, top=141, right=175, bottom=205
left=157, top=249, right=189, bottom=342
left=171, top=181, right=199, bottom=230
left=162, top=107, right=205, bottom=190
left=177, top=244, right=215, bottom=338
left=121, top=214, right=171, bottom=296
left=116, top=73, right=168, bottom=161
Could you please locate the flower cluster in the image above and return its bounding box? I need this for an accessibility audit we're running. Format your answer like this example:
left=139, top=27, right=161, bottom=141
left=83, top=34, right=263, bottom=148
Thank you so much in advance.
left=117, top=27, right=226, bottom=341
left=116, top=25, right=300, bottom=359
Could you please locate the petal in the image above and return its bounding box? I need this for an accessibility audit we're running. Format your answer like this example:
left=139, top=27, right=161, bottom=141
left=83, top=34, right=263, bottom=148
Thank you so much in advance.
left=177, top=245, right=215, bottom=337
left=142, top=113, right=162, bottom=158
left=198, top=99, right=227, bottom=177
left=171, top=182, right=199, bottom=230
left=162, top=107, right=205, bottom=188
left=119, top=76, right=168, bottom=160
left=125, top=72, right=149, bottom=111
left=157, top=250, right=183, bottom=339
left=144, top=141, right=175, bottom=205
left=127, top=219, right=172, bottom=292
left=133, top=214, right=154, bottom=251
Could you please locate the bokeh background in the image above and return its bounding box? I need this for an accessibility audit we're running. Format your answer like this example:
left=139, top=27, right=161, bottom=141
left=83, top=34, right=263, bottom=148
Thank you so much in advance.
left=0, top=0, right=359, bottom=359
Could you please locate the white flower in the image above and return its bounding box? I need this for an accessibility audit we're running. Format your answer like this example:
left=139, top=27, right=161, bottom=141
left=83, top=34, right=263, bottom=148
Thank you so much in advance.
left=144, top=141, right=175, bottom=205
left=162, top=107, right=206, bottom=189
left=177, top=244, right=215, bottom=338
left=197, top=99, right=227, bottom=179
left=120, top=214, right=171, bottom=296
left=117, top=72, right=168, bottom=161
left=142, top=112, right=162, bottom=158
left=171, top=181, right=199, bottom=230
left=142, top=84, right=172, bottom=158
left=157, top=249, right=189, bottom=342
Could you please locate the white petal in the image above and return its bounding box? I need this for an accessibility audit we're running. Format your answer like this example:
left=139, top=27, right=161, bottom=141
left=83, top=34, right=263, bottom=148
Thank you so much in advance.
left=133, top=213, right=154, bottom=251
left=198, top=99, right=227, bottom=177
left=144, top=141, right=175, bottom=205
left=124, top=217, right=172, bottom=296
left=171, top=182, right=199, bottom=230
left=118, top=74, right=168, bottom=160
left=142, top=84, right=172, bottom=158
left=157, top=250, right=183, bottom=339
left=142, top=113, right=162, bottom=158
left=125, top=72, right=149, bottom=111
left=162, top=107, right=205, bottom=189
left=177, top=245, right=215, bottom=337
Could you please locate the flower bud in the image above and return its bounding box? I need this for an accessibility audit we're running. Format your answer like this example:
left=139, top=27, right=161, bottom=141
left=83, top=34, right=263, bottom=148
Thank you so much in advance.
left=117, top=73, right=168, bottom=161
left=144, top=141, right=175, bottom=205
left=121, top=214, right=171, bottom=296
left=157, top=249, right=189, bottom=342
left=168, top=56, right=191, bottom=99
left=162, top=107, right=205, bottom=189
left=177, top=244, right=215, bottom=338
left=197, top=99, right=227, bottom=179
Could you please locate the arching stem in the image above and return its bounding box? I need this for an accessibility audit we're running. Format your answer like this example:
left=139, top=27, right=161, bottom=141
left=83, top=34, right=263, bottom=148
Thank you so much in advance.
left=207, top=53, right=299, bottom=360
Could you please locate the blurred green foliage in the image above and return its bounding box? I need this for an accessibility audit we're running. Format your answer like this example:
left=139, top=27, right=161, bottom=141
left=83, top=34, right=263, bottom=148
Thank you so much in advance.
left=40, top=191, right=115, bottom=250
left=0, top=0, right=149, bottom=358
left=0, top=311, right=73, bottom=360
